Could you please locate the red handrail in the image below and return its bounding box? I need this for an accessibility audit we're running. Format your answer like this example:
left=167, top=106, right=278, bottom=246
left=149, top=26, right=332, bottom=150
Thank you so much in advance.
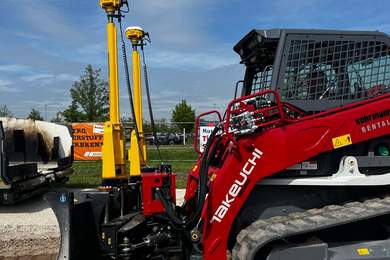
left=194, top=110, right=222, bottom=154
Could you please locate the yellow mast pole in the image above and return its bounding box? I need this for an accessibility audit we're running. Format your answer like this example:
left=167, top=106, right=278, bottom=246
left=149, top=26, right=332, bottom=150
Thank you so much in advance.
left=100, top=1, right=126, bottom=180
left=126, top=26, right=148, bottom=176
left=132, top=49, right=142, bottom=136
left=108, top=22, right=119, bottom=124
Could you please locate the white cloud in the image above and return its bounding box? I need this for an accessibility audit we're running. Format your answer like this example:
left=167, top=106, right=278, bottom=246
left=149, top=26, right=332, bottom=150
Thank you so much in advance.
left=20, top=72, right=77, bottom=86
left=0, top=79, right=20, bottom=93
left=0, top=0, right=242, bottom=119
left=74, top=43, right=106, bottom=65
left=21, top=73, right=53, bottom=82
left=77, top=43, right=106, bottom=55
left=14, top=2, right=88, bottom=45
left=0, top=64, right=31, bottom=73
left=57, top=73, right=78, bottom=81
left=146, top=48, right=238, bottom=70
left=0, top=79, right=11, bottom=87
left=12, top=31, right=43, bottom=41
left=133, top=0, right=210, bottom=49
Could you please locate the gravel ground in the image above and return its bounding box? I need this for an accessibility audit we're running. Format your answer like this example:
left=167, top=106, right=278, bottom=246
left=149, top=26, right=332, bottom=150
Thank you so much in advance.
left=0, top=189, right=185, bottom=260
left=0, top=196, right=59, bottom=260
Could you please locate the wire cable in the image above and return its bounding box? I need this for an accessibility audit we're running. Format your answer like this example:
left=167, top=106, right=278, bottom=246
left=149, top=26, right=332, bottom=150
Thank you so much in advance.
left=141, top=46, right=163, bottom=162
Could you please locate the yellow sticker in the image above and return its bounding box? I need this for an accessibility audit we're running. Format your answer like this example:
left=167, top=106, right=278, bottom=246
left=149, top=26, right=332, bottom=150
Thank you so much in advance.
left=357, top=248, right=370, bottom=255
left=332, top=134, right=352, bottom=149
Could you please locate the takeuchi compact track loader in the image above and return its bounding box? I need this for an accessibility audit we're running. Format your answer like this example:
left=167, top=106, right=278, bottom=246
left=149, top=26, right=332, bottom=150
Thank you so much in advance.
left=46, top=1, right=390, bottom=259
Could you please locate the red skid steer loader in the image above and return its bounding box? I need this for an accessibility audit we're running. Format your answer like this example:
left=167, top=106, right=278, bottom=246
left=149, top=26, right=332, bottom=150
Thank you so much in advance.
left=46, top=1, right=390, bottom=259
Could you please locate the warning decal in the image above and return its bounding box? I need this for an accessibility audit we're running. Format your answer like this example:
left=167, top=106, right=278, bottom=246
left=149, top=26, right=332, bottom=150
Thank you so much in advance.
left=357, top=248, right=370, bottom=256
left=332, top=134, right=352, bottom=149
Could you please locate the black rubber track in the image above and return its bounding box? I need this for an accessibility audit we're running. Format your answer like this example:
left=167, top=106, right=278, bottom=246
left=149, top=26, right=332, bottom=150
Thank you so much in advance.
left=232, top=195, right=390, bottom=259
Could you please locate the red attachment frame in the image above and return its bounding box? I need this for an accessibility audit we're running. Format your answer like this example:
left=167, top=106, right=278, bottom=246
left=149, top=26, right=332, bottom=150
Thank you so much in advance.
left=194, top=110, right=222, bottom=154
left=141, top=172, right=176, bottom=216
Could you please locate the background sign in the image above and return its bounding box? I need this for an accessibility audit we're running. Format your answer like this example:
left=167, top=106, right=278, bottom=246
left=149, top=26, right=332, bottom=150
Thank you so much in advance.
left=72, top=123, right=104, bottom=160
left=199, top=125, right=215, bottom=152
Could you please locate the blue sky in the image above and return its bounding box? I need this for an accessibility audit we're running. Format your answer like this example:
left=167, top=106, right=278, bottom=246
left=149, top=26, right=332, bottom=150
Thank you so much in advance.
left=0, top=0, right=389, bottom=120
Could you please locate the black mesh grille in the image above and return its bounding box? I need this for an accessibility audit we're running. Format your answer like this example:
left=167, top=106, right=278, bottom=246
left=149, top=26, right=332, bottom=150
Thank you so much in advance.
left=280, top=39, right=390, bottom=101
left=251, top=66, right=273, bottom=94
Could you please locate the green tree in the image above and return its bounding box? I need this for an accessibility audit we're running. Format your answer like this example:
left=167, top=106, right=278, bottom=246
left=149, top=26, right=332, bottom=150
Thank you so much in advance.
left=142, top=121, right=153, bottom=134
left=156, top=118, right=171, bottom=133
left=60, top=64, right=109, bottom=122
left=60, top=101, right=85, bottom=122
left=0, top=104, right=13, bottom=117
left=171, top=100, right=195, bottom=132
left=51, top=112, right=64, bottom=123
left=27, top=108, right=44, bottom=121
left=141, top=118, right=173, bottom=134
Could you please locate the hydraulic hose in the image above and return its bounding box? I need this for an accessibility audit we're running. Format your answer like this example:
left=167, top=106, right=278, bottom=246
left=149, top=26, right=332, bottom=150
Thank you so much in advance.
left=157, top=125, right=221, bottom=230
left=141, top=47, right=163, bottom=162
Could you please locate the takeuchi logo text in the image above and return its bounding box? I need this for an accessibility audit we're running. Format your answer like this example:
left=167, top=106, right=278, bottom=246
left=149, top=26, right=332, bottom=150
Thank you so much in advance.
left=210, top=148, right=263, bottom=223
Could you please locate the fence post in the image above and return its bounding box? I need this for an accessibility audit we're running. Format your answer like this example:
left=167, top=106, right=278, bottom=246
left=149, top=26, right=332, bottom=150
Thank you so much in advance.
left=183, top=128, right=186, bottom=146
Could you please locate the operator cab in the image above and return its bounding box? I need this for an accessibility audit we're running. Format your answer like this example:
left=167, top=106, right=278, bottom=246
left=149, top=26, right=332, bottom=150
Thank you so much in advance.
left=234, top=29, right=390, bottom=113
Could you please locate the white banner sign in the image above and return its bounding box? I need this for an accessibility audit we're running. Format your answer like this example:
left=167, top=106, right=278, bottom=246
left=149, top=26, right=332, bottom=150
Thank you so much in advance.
left=93, top=124, right=104, bottom=134
left=199, top=126, right=215, bottom=152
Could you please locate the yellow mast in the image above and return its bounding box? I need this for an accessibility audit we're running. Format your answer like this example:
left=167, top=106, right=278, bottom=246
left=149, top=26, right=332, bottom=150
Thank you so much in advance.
left=126, top=26, right=148, bottom=176
left=99, top=0, right=126, bottom=180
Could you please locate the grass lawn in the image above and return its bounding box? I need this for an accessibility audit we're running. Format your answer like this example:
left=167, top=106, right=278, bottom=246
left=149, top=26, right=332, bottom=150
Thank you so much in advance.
left=66, top=145, right=198, bottom=189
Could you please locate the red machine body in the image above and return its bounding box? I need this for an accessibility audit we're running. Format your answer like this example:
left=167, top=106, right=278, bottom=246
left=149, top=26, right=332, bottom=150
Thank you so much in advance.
left=142, top=172, right=176, bottom=216
left=46, top=28, right=390, bottom=260
left=185, top=91, right=390, bottom=259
